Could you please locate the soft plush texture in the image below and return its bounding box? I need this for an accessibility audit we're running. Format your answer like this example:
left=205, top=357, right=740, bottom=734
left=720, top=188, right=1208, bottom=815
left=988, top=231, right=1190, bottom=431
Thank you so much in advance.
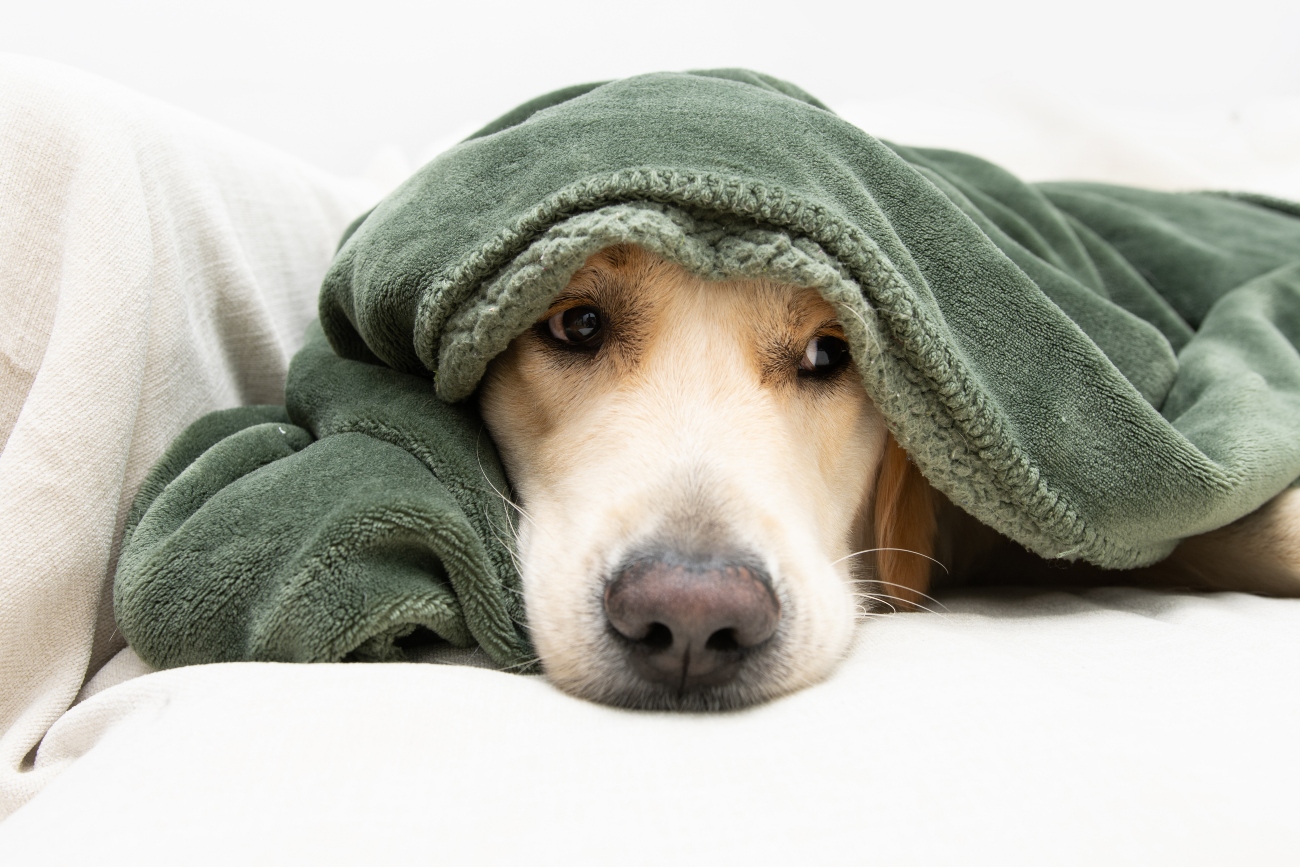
left=114, top=325, right=528, bottom=669
left=114, top=69, right=1300, bottom=672
left=323, top=69, right=1300, bottom=568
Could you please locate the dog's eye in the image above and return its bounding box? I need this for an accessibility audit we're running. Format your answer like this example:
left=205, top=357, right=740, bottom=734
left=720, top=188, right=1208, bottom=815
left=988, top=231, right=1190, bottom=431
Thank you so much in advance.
left=799, top=335, right=849, bottom=376
left=545, top=305, right=604, bottom=347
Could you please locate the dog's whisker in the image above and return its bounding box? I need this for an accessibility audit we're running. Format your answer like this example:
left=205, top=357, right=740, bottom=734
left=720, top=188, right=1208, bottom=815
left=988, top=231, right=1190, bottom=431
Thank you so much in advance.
left=498, top=655, right=542, bottom=673
left=852, top=586, right=949, bottom=619
left=855, top=592, right=899, bottom=614
left=481, top=504, right=522, bottom=551
left=867, top=578, right=951, bottom=612
left=474, top=428, right=541, bottom=533
left=831, top=547, right=950, bottom=574
left=838, top=303, right=885, bottom=360
left=868, top=589, right=950, bottom=619
left=487, top=518, right=525, bottom=571
left=482, top=470, right=531, bottom=528
left=480, top=510, right=530, bottom=592
left=850, top=593, right=894, bottom=619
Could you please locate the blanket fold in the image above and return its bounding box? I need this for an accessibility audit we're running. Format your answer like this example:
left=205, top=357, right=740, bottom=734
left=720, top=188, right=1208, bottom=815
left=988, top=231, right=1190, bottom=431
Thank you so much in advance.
left=114, top=324, right=529, bottom=668
left=115, top=69, right=1300, bottom=671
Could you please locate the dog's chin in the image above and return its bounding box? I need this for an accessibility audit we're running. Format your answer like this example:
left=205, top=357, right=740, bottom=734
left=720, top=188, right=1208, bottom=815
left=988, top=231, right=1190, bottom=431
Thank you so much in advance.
left=545, top=644, right=814, bottom=712
left=531, top=608, right=853, bottom=712
left=575, top=678, right=790, bottom=713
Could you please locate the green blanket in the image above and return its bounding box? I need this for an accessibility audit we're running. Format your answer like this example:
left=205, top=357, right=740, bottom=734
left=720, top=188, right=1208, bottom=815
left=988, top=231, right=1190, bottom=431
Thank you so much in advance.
left=115, top=69, right=1300, bottom=671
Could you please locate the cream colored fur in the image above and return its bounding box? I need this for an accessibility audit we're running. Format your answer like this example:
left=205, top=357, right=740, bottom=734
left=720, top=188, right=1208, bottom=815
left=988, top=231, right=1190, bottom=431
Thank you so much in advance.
left=480, top=244, right=1300, bottom=708
left=480, top=246, right=891, bottom=706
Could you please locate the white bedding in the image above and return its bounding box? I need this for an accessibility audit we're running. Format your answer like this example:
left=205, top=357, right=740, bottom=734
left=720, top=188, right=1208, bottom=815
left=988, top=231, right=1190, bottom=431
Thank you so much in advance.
left=2, top=55, right=1300, bottom=864
left=0, top=54, right=378, bottom=818
left=5, top=590, right=1300, bottom=864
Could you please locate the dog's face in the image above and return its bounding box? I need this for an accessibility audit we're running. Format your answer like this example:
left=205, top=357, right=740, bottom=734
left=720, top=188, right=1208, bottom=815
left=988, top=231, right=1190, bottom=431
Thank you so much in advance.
left=480, top=244, right=930, bottom=709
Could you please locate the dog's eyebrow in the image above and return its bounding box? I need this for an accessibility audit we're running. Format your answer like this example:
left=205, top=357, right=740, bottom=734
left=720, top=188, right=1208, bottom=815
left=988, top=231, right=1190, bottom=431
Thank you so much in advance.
left=600, top=244, right=635, bottom=269
left=812, top=317, right=844, bottom=334
left=546, top=271, right=619, bottom=311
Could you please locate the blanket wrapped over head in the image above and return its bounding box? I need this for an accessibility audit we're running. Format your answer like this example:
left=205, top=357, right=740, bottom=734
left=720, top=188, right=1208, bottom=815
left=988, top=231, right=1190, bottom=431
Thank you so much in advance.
left=115, top=69, right=1300, bottom=671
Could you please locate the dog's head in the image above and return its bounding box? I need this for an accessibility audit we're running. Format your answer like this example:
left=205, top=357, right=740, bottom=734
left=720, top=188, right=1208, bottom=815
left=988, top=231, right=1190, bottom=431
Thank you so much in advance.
left=480, top=244, right=935, bottom=709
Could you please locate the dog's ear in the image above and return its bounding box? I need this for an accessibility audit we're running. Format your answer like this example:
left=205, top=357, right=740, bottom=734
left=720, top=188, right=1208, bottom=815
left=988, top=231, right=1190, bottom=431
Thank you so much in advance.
left=872, top=433, right=938, bottom=611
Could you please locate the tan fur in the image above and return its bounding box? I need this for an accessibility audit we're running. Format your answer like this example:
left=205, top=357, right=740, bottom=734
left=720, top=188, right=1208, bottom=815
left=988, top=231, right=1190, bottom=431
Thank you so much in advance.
left=872, top=435, right=938, bottom=611
left=1135, top=488, right=1300, bottom=595
left=479, top=243, right=1300, bottom=708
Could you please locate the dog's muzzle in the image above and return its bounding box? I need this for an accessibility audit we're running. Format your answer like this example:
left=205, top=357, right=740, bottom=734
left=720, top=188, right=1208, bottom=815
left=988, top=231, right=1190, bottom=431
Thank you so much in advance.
left=604, top=554, right=780, bottom=690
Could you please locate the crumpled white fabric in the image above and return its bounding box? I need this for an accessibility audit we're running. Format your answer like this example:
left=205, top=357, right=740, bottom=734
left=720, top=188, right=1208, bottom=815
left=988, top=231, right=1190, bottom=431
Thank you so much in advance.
left=0, top=54, right=378, bottom=817
left=4, top=589, right=1300, bottom=865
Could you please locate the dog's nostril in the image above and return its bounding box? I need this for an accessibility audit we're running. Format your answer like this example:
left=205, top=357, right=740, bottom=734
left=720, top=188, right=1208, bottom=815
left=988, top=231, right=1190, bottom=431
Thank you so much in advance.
left=643, top=622, right=673, bottom=650
left=603, top=556, right=780, bottom=686
left=705, top=628, right=739, bottom=653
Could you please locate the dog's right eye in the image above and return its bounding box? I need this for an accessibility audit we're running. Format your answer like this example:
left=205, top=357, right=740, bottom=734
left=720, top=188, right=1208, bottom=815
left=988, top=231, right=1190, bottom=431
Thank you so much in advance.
left=543, top=305, right=604, bottom=348
left=798, top=334, right=849, bottom=377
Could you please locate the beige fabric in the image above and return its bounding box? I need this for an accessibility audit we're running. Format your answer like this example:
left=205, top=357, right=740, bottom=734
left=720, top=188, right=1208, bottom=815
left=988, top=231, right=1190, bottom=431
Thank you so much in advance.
left=0, top=54, right=378, bottom=817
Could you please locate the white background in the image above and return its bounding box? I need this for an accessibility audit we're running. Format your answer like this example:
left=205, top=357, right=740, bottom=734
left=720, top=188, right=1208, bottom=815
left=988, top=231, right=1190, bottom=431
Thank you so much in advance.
left=3, top=0, right=1298, bottom=191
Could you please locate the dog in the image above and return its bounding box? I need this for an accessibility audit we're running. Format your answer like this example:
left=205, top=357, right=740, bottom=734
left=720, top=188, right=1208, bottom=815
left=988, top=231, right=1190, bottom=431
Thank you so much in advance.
left=479, top=243, right=1300, bottom=711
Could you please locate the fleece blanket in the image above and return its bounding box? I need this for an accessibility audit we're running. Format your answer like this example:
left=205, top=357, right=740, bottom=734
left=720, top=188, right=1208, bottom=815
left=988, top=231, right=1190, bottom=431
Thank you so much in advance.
left=115, top=69, right=1300, bottom=671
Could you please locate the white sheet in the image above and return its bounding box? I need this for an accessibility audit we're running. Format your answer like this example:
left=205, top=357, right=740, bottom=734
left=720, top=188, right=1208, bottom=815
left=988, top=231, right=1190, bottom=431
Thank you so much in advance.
left=0, top=54, right=378, bottom=817
left=3, top=56, right=1300, bottom=863
left=4, top=590, right=1300, bottom=864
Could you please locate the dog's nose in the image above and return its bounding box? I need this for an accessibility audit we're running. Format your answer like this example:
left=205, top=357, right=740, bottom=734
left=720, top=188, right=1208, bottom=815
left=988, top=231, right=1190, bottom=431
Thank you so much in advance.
left=604, top=557, right=780, bottom=687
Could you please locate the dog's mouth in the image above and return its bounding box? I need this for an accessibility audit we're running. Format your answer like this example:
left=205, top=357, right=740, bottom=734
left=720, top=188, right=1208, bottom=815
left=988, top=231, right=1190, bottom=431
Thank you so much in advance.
left=585, top=645, right=791, bottom=712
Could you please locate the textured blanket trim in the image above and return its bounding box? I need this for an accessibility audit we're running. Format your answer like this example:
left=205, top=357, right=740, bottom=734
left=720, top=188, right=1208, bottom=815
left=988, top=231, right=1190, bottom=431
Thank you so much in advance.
left=402, top=167, right=1171, bottom=569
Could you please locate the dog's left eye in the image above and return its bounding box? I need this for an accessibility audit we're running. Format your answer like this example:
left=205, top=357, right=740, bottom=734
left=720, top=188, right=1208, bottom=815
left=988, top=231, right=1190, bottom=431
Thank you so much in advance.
left=544, top=305, right=604, bottom=347
left=799, top=335, right=849, bottom=376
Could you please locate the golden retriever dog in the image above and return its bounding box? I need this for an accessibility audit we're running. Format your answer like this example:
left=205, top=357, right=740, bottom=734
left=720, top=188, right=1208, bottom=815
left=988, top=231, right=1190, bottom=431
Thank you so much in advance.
left=479, top=244, right=1300, bottom=710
